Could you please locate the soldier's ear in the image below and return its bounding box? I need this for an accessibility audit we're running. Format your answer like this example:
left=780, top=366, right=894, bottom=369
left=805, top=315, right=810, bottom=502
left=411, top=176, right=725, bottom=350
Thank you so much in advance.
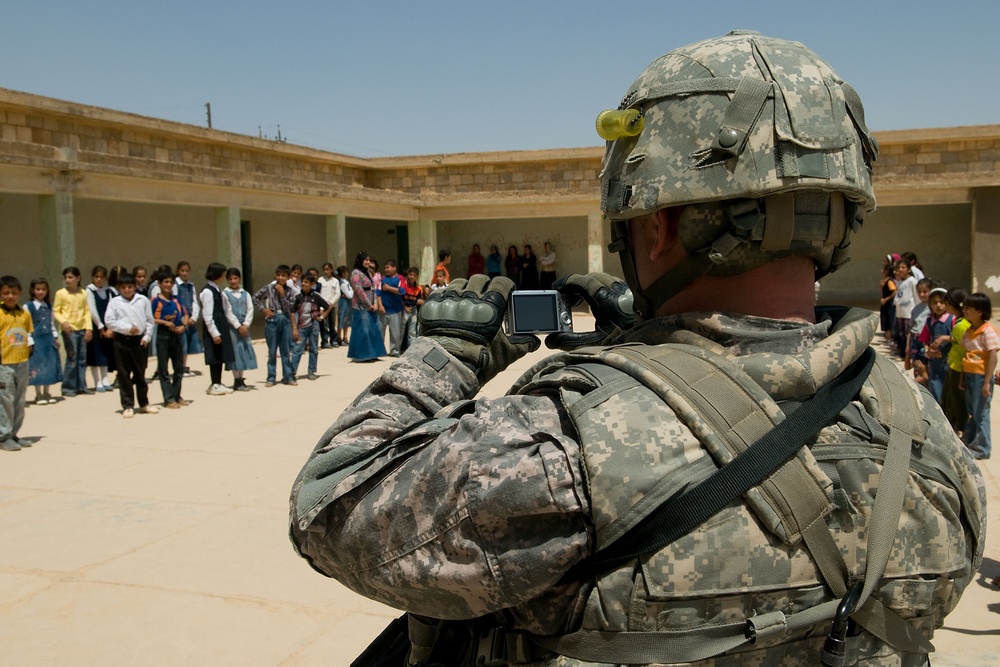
left=649, top=207, right=684, bottom=264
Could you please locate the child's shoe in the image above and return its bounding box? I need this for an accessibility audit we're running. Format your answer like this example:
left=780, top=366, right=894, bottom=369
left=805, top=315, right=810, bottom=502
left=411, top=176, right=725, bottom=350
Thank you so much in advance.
left=122, top=408, right=134, bottom=419
left=138, top=405, right=159, bottom=414
left=1, top=439, right=21, bottom=452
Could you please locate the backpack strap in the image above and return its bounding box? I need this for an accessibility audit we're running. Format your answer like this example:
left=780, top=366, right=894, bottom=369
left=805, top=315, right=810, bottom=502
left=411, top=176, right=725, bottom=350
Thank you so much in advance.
left=534, top=347, right=934, bottom=663
left=561, top=346, right=873, bottom=582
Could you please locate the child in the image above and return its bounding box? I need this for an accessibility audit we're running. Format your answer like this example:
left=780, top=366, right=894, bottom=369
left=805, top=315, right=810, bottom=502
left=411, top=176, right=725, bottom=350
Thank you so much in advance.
left=132, top=265, right=149, bottom=297
left=317, top=262, right=340, bottom=348
left=430, top=268, right=449, bottom=291
left=222, top=267, right=257, bottom=391
left=0, top=276, right=33, bottom=451
left=380, top=260, right=404, bottom=357
left=200, top=262, right=235, bottom=395
left=879, top=262, right=896, bottom=345
left=86, top=265, right=117, bottom=391
left=941, top=288, right=970, bottom=434
left=289, top=274, right=331, bottom=382
left=905, top=278, right=933, bottom=380
left=401, top=266, right=426, bottom=353
left=920, top=287, right=955, bottom=405
left=337, top=265, right=353, bottom=346
left=53, top=266, right=93, bottom=396
left=151, top=271, right=188, bottom=409
left=253, top=265, right=295, bottom=387
left=960, top=292, right=999, bottom=460
left=26, top=278, right=62, bottom=404
left=175, top=261, right=203, bottom=377
left=104, top=272, right=158, bottom=418
left=288, top=264, right=304, bottom=297
left=892, top=260, right=917, bottom=357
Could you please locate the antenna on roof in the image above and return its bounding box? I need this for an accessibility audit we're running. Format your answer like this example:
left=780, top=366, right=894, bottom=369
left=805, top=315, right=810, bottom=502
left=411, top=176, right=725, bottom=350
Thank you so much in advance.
left=206, top=103, right=212, bottom=129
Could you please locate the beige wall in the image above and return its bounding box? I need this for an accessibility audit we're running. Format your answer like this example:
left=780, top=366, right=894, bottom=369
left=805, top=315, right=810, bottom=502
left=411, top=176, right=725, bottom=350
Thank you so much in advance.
left=437, top=216, right=590, bottom=281
left=0, top=194, right=44, bottom=282
left=345, top=218, right=406, bottom=271
left=72, top=199, right=217, bottom=283
left=819, top=203, right=972, bottom=307
left=242, top=210, right=325, bottom=292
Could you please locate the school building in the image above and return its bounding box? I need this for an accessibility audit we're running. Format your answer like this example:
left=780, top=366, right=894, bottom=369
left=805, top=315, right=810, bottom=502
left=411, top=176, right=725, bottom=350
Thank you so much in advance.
left=1, top=86, right=999, bottom=306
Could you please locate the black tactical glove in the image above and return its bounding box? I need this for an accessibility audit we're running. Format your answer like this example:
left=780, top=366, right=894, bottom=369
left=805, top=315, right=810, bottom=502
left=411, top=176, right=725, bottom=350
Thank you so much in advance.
left=418, top=275, right=541, bottom=384
left=545, top=272, right=635, bottom=350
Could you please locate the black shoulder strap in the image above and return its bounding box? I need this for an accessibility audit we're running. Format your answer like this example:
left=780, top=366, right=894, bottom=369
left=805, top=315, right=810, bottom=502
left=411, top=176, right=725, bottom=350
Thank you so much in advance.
left=562, top=347, right=875, bottom=583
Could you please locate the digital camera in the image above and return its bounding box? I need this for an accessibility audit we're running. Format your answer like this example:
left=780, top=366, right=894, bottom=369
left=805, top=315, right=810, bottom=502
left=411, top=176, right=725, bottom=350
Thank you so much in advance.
left=505, top=290, right=573, bottom=335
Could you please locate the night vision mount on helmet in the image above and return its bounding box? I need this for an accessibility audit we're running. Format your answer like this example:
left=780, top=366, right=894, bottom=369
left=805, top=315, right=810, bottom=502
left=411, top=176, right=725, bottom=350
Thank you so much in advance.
left=598, top=31, right=879, bottom=319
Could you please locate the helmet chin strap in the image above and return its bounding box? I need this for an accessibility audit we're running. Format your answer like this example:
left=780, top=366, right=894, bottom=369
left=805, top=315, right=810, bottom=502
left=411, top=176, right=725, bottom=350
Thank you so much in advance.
left=608, top=219, right=715, bottom=320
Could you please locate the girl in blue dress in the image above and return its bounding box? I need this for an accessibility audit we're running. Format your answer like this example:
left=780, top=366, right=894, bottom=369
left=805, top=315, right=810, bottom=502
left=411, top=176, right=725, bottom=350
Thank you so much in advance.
left=27, top=278, right=62, bottom=404
left=222, top=267, right=258, bottom=391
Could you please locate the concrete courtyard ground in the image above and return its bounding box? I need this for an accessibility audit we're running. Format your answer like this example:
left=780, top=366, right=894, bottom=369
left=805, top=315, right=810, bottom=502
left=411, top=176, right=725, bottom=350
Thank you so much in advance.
left=0, top=314, right=997, bottom=666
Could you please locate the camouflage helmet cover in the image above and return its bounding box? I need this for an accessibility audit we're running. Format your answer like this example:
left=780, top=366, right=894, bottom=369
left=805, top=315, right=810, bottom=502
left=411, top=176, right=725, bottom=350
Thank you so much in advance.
left=600, top=31, right=879, bottom=316
left=602, top=30, right=877, bottom=217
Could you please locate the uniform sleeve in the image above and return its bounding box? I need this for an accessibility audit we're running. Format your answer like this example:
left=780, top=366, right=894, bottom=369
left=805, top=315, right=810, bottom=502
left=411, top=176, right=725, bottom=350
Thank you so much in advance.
left=52, top=291, right=65, bottom=326
left=201, top=289, right=221, bottom=338
left=142, top=299, right=154, bottom=344
left=86, top=287, right=103, bottom=329
left=222, top=292, right=240, bottom=329
left=103, top=300, right=127, bottom=334
left=189, top=285, right=201, bottom=321
left=252, top=285, right=267, bottom=312
left=289, top=337, right=592, bottom=620
left=242, top=293, right=254, bottom=327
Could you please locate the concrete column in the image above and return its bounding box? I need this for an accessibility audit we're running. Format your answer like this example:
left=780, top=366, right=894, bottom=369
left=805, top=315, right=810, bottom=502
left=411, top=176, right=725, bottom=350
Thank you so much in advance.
left=215, top=205, right=242, bottom=269
left=972, top=187, right=1000, bottom=297
left=587, top=210, right=604, bottom=274
left=325, top=213, right=347, bottom=268
left=39, top=172, right=77, bottom=285
left=410, top=218, right=438, bottom=285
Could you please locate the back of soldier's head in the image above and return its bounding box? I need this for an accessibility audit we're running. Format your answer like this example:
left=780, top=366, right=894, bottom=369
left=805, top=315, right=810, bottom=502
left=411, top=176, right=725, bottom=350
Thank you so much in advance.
left=599, top=31, right=878, bottom=318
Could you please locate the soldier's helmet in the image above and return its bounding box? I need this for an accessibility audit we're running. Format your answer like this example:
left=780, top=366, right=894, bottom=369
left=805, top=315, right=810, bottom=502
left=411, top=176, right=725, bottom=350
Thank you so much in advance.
left=599, top=31, right=878, bottom=319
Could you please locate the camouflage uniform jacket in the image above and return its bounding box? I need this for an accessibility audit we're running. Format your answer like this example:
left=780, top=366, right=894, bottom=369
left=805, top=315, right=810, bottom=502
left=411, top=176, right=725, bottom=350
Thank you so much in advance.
left=289, top=307, right=985, bottom=666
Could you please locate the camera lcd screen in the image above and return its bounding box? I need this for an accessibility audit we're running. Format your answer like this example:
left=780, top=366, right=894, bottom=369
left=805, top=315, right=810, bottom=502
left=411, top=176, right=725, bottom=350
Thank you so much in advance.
left=511, top=294, right=559, bottom=332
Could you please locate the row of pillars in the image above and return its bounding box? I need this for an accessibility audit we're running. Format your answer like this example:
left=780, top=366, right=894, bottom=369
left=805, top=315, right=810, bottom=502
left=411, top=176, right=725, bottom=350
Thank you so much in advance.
left=37, top=182, right=607, bottom=287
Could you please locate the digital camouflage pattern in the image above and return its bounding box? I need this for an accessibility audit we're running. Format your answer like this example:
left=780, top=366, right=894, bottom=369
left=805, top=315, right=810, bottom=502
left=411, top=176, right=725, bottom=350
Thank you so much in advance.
left=289, top=309, right=985, bottom=666
left=601, top=32, right=878, bottom=284
left=601, top=30, right=877, bottom=220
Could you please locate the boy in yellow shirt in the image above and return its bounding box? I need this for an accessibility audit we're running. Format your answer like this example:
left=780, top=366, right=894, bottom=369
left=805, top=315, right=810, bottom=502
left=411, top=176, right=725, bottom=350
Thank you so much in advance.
left=0, top=276, right=34, bottom=451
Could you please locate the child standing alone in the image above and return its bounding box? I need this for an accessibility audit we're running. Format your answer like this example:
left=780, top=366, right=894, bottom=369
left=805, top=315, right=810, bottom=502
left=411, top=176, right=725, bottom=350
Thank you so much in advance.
left=53, top=266, right=93, bottom=396
left=222, top=267, right=257, bottom=391
left=960, top=292, right=999, bottom=460
left=26, top=278, right=61, bottom=404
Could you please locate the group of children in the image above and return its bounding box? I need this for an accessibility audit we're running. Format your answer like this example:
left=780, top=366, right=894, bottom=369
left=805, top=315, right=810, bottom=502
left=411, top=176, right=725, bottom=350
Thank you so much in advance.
left=880, top=252, right=999, bottom=460
left=0, top=261, right=267, bottom=449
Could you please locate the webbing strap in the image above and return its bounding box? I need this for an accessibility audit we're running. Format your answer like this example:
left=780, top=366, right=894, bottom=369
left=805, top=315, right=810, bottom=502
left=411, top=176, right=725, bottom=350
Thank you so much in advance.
left=531, top=600, right=842, bottom=664
left=761, top=193, right=796, bottom=251
left=795, top=357, right=933, bottom=655
left=636, top=76, right=746, bottom=106
left=711, top=77, right=773, bottom=159
left=561, top=347, right=875, bottom=583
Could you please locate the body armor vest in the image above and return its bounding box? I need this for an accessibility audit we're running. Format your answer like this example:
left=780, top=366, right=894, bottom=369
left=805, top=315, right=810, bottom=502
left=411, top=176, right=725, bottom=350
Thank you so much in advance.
left=501, top=334, right=983, bottom=666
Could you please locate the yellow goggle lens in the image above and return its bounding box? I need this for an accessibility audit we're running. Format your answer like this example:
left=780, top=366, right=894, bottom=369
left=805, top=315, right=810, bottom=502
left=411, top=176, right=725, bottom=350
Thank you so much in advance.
left=596, top=109, right=644, bottom=141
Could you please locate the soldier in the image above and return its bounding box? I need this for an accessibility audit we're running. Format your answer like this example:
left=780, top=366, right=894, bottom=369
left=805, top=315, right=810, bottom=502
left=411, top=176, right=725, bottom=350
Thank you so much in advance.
left=290, top=32, right=985, bottom=666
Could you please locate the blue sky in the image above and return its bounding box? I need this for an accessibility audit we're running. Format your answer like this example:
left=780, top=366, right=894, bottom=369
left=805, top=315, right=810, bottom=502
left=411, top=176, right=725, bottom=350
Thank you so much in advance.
left=3, top=1, right=997, bottom=157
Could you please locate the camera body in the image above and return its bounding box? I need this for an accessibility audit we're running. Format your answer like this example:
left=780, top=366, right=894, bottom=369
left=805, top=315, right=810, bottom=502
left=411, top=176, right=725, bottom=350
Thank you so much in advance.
left=505, top=290, right=573, bottom=335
